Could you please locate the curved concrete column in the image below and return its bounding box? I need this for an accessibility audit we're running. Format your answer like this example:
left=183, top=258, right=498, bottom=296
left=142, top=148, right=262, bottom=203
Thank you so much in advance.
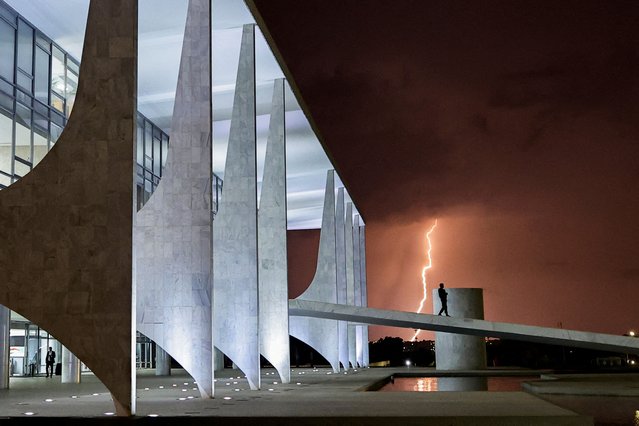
left=345, top=203, right=357, bottom=369
left=0, top=0, right=136, bottom=415
left=289, top=170, right=339, bottom=373
left=335, top=188, right=349, bottom=370
left=353, top=217, right=363, bottom=367
left=213, top=24, right=260, bottom=390
left=359, top=224, right=369, bottom=367
left=258, top=78, right=290, bottom=384
left=135, top=0, right=213, bottom=399
left=433, top=288, right=486, bottom=370
left=61, top=346, right=81, bottom=384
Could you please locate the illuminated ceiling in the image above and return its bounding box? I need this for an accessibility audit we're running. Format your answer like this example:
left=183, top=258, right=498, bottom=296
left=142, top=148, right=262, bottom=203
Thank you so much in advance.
left=5, top=0, right=359, bottom=229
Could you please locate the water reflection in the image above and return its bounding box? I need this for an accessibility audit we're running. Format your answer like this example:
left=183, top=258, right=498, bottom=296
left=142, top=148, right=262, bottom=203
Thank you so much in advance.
left=438, top=377, right=487, bottom=391
left=381, top=376, right=536, bottom=392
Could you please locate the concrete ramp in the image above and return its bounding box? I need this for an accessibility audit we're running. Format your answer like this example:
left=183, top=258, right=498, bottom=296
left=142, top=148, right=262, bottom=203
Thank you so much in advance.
left=289, top=299, right=639, bottom=355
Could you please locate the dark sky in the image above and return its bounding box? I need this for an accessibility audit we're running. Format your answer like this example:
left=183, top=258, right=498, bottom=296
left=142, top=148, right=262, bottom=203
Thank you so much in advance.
left=254, top=0, right=639, bottom=341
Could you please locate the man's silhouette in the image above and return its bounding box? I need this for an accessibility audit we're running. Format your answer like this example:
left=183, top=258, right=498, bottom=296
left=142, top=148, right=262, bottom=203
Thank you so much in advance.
left=437, top=282, right=450, bottom=316
left=45, top=347, right=56, bottom=378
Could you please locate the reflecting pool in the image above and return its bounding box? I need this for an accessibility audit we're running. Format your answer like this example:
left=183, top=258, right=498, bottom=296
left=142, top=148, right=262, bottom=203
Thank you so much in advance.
left=379, top=376, right=540, bottom=392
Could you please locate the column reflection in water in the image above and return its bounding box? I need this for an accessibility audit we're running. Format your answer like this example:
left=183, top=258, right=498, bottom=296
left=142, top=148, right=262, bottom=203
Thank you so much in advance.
left=437, top=377, right=487, bottom=391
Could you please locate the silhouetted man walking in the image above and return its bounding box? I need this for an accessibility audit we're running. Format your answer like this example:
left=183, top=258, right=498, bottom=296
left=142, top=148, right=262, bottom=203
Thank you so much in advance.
left=45, top=347, right=56, bottom=377
left=437, top=282, right=450, bottom=316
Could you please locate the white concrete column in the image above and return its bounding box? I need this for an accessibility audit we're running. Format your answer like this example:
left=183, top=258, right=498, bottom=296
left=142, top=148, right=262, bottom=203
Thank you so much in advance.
left=289, top=170, right=340, bottom=373
left=345, top=203, right=357, bottom=369
left=155, top=346, right=171, bottom=376
left=213, top=23, right=260, bottom=390
left=359, top=224, right=369, bottom=367
left=353, top=217, right=363, bottom=368
left=0, top=305, right=9, bottom=389
left=335, top=188, right=349, bottom=371
left=433, top=288, right=486, bottom=370
left=258, top=78, right=290, bottom=384
left=61, top=346, right=81, bottom=384
left=134, top=0, right=213, bottom=399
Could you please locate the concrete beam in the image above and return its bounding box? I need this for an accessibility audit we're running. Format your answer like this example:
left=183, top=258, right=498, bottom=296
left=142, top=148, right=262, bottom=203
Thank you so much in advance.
left=289, top=299, right=639, bottom=355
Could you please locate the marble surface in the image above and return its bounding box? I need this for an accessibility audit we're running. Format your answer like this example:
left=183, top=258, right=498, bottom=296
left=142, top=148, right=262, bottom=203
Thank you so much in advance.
left=290, top=170, right=340, bottom=373
left=258, top=78, right=290, bottom=384
left=135, top=0, right=213, bottom=398
left=345, top=202, right=357, bottom=369
left=358, top=225, right=370, bottom=367
left=213, top=24, right=260, bottom=390
left=335, top=188, right=350, bottom=370
left=0, top=0, right=137, bottom=415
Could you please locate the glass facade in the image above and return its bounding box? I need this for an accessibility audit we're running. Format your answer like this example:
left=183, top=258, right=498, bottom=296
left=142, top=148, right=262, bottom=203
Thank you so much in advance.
left=0, top=0, right=174, bottom=374
left=0, top=0, right=169, bottom=210
left=0, top=0, right=224, bottom=374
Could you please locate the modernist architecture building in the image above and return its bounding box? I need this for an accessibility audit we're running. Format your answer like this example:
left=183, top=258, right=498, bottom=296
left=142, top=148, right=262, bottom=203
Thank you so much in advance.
left=0, top=0, right=369, bottom=415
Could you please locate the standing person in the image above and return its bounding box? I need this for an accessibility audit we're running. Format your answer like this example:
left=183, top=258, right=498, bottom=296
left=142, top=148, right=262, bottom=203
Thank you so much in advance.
left=45, top=346, right=56, bottom=378
left=437, top=282, right=450, bottom=316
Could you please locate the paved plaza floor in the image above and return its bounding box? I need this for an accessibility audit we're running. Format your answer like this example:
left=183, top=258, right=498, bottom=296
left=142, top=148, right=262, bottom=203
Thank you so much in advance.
left=0, top=367, right=637, bottom=425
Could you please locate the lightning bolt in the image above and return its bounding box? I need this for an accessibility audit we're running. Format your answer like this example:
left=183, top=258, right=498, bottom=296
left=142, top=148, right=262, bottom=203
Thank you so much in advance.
left=410, top=219, right=438, bottom=342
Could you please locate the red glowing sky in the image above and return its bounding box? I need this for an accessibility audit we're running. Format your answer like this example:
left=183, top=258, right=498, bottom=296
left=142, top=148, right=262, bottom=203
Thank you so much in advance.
left=254, top=0, right=639, bottom=341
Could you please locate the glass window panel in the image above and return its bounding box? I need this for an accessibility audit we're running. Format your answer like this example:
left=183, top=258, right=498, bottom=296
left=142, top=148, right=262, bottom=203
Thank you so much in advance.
left=15, top=116, right=31, bottom=162
left=0, top=78, right=12, bottom=95
left=16, top=19, right=33, bottom=74
left=13, top=160, right=31, bottom=180
left=136, top=121, right=143, bottom=166
left=0, top=19, right=15, bottom=82
left=51, top=92, right=64, bottom=114
left=51, top=47, right=65, bottom=96
left=15, top=102, right=30, bottom=128
left=65, top=69, right=77, bottom=116
left=34, top=46, right=49, bottom=103
left=35, top=32, right=50, bottom=52
left=0, top=91, right=12, bottom=114
left=33, top=99, right=48, bottom=117
left=67, top=58, right=79, bottom=75
left=33, top=111, right=47, bottom=133
left=0, top=6, right=16, bottom=23
left=144, top=177, right=152, bottom=194
left=144, top=121, right=152, bottom=165
left=161, top=134, right=169, bottom=168
left=0, top=172, right=9, bottom=187
left=50, top=123, right=62, bottom=144
left=152, top=126, right=161, bottom=140
left=0, top=113, right=13, bottom=179
left=16, top=70, right=31, bottom=91
left=50, top=110, right=64, bottom=127
left=153, top=136, right=161, bottom=175
left=33, top=130, right=47, bottom=167
left=15, top=89, right=30, bottom=107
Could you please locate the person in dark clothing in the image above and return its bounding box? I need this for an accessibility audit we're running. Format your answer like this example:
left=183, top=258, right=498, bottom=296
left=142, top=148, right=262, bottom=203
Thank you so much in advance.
left=437, top=282, right=450, bottom=316
left=45, top=347, right=56, bottom=378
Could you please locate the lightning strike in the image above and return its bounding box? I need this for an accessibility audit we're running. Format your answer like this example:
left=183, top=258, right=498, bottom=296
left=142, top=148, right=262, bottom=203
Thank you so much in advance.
left=410, top=219, right=438, bottom=342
